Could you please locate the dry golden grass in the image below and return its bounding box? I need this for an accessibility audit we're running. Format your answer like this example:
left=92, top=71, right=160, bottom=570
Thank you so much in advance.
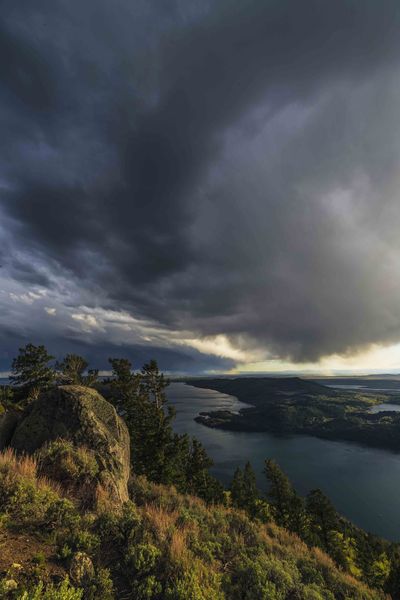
left=169, top=528, right=189, bottom=563
left=0, top=449, right=389, bottom=600
left=0, top=447, right=37, bottom=480
left=36, top=476, right=62, bottom=496
left=0, top=448, right=62, bottom=496
left=133, top=477, right=390, bottom=597
left=143, top=503, right=179, bottom=541
left=311, top=546, right=336, bottom=569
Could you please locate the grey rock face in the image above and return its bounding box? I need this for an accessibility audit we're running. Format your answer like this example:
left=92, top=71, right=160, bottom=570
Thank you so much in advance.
left=0, top=410, right=21, bottom=450
left=11, top=385, right=130, bottom=503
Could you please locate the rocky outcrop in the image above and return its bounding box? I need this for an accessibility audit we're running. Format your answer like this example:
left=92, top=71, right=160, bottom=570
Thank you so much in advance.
left=0, top=410, right=21, bottom=450
left=10, top=385, right=130, bottom=503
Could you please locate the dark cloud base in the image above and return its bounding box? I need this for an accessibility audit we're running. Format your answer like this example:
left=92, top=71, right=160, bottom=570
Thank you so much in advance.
left=0, top=332, right=233, bottom=375
left=2, top=0, right=400, bottom=370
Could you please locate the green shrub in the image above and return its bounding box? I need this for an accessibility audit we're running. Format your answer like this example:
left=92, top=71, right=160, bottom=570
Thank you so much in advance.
left=32, top=581, right=81, bottom=599
left=2, top=478, right=61, bottom=531
left=297, top=558, right=326, bottom=586
left=127, top=543, right=161, bottom=573
left=56, top=529, right=100, bottom=559
left=299, top=584, right=334, bottom=600
left=95, top=501, right=141, bottom=550
left=84, top=568, right=115, bottom=600
left=33, top=556, right=46, bottom=569
left=38, top=440, right=98, bottom=481
left=0, top=445, right=388, bottom=600
left=0, top=385, right=16, bottom=408
left=16, top=577, right=83, bottom=600
left=226, top=555, right=301, bottom=600
left=165, top=569, right=224, bottom=600
left=37, top=440, right=99, bottom=507
left=44, top=497, right=80, bottom=531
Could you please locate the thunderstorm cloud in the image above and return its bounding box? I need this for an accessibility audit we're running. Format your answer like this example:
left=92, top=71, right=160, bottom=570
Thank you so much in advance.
left=1, top=0, right=400, bottom=371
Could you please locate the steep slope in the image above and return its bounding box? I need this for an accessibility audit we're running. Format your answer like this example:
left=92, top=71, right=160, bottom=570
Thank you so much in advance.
left=0, top=449, right=388, bottom=599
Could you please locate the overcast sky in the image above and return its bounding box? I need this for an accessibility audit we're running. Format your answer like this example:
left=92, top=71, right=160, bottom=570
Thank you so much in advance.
left=1, top=0, right=400, bottom=374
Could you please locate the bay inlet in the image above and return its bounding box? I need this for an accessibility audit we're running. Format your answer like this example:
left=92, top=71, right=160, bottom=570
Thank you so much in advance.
left=167, top=381, right=400, bottom=541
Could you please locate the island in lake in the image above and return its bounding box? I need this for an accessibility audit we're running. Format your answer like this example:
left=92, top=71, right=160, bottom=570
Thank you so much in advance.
left=189, top=376, right=400, bottom=452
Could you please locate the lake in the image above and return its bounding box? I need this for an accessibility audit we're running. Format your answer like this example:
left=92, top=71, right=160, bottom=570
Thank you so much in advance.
left=369, top=403, right=400, bottom=414
left=167, top=382, right=400, bottom=542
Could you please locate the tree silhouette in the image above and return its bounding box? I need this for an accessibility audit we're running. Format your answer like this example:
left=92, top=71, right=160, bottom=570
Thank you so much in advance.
left=10, top=343, right=54, bottom=396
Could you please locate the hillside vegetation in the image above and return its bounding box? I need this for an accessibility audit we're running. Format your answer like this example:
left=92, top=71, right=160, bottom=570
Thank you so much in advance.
left=0, top=344, right=399, bottom=599
left=0, top=448, right=387, bottom=600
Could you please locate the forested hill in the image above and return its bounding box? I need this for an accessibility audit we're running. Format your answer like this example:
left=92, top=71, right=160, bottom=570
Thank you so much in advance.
left=189, top=376, right=400, bottom=452
left=187, top=376, right=332, bottom=405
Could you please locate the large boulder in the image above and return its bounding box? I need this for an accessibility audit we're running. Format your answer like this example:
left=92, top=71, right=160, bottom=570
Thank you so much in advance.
left=10, top=385, right=130, bottom=503
left=0, top=410, right=21, bottom=450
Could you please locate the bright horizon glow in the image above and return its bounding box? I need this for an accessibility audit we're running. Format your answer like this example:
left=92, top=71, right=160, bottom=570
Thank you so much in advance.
left=2, top=337, right=400, bottom=378
left=231, top=342, right=400, bottom=375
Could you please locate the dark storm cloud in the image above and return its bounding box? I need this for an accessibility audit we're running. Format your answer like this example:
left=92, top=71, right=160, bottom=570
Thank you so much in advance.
left=7, top=259, right=50, bottom=287
left=2, top=0, right=400, bottom=366
left=0, top=330, right=233, bottom=374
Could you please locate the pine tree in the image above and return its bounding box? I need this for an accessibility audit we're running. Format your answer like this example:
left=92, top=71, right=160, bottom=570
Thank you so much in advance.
left=288, top=491, right=308, bottom=539
left=126, top=389, right=175, bottom=482
left=112, top=358, right=179, bottom=484
left=264, top=458, right=305, bottom=532
left=231, top=462, right=260, bottom=515
left=264, top=459, right=293, bottom=525
left=108, top=357, right=221, bottom=501
left=10, top=343, right=54, bottom=396
left=230, top=467, right=245, bottom=508
left=385, top=553, right=400, bottom=598
left=242, top=461, right=259, bottom=516
left=140, top=360, right=168, bottom=408
left=56, top=354, right=98, bottom=386
left=186, top=439, right=213, bottom=492
left=84, top=368, right=99, bottom=387
left=185, top=438, right=223, bottom=503
left=136, top=360, right=176, bottom=482
left=306, top=488, right=339, bottom=551
left=109, top=358, right=139, bottom=410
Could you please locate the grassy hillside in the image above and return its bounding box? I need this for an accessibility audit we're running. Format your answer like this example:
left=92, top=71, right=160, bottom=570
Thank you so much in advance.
left=0, top=448, right=387, bottom=600
left=0, top=347, right=398, bottom=598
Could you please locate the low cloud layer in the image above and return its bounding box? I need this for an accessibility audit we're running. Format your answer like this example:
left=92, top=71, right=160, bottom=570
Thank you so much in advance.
left=1, top=0, right=400, bottom=371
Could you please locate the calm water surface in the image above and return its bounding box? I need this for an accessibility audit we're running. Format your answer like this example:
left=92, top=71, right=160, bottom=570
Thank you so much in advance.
left=167, top=382, right=400, bottom=541
left=369, top=403, right=400, bottom=413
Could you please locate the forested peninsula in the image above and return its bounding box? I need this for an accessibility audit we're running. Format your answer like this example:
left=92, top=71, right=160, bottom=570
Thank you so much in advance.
left=190, top=377, right=400, bottom=452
